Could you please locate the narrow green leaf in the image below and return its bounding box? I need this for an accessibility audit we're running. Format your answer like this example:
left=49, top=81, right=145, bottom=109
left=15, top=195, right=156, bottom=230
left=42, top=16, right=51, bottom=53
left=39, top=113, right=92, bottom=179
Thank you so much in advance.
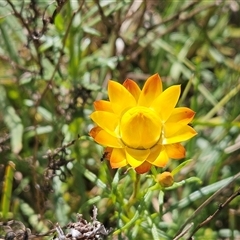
left=171, top=159, right=193, bottom=176
left=5, top=106, right=23, bottom=154
left=113, top=210, right=140, bottom=235
left=1, top=161, right=15, bottom=220
left=0, top=86, right=23, bottom=154
left=83, top=169, right=106, bottom=189
left=112, top=168, right=121, bottom=190
left=165, top=177, right=202, bottom=191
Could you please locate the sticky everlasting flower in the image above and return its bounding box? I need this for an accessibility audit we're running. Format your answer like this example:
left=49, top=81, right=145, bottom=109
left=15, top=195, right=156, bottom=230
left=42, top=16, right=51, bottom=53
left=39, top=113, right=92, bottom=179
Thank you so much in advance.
left=90, top=73, right=197, bottom=174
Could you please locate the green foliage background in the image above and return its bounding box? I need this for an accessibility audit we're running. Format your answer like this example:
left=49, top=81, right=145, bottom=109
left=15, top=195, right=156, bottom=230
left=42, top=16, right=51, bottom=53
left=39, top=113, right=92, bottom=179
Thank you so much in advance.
left=0, top=1, right=240, bottom=239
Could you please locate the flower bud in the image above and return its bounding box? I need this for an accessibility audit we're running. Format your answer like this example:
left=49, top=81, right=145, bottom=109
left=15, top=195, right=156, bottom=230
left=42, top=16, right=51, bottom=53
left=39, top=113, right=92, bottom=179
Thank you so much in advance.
left=157, top=171, right=174, bottom=187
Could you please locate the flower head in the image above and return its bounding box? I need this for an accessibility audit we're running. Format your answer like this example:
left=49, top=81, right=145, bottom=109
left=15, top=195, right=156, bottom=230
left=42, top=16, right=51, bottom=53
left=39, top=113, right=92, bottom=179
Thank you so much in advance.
left=90, top=73, right=197, bottom=174
left=157, top=171, right=174, bottom=188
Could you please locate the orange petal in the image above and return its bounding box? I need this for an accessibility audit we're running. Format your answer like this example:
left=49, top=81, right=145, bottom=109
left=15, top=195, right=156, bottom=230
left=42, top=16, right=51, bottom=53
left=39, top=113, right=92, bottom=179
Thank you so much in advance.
left=151, top=85, right=181, bottom=122
left=90, top=111, right=119, bottom=137
left=151, top=147, right=169, bottom=167
left=94, top=100, right=113, bottom=112
left=163, top=125, right=197, bottom=144
left=108, top=80, right=136, bottom=115
left=103, top=147, right=113, bottom=160
left=125, top=147, right=150, bottom=168
left=165, top=143, right=185, bottom=159
left=89, top=126, right=102, bottom=138
left=135, top=161, right=152, bottom=174
left=138, top=73, right=162, bottom=107
left=110, top=148, right=127, bottom=168
left=123, top=79, right=141, bottom=101
left=167, top=107, right=195, bottom=124
left=90, top=127, right=122, bottom=148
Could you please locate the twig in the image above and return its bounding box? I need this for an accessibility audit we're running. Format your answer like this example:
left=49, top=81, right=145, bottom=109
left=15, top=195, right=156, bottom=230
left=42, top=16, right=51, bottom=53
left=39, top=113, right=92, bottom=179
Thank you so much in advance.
left=32, top=1, right=85, bottom=167
left=29, top=1, right=84, bottom=215
left=187, top=187, right=240, bottom=239
left=49, top=0, right=68, bottom=24
left=45, top=135, right=80, bottom=159
left=148, top=0, right=198, bottom=30
left=6, top=0, right=42, bottom=66
left=134, top=1, right=147, bottom=36
left=131, top=2, right=218, bottom=61
left=0, top=55, right=38, bottom=74
left=173, top=171, right=240, bottom=240
left=6, top=0, right=34, bottom=39
left=34, top=1, right=85, bottom=110
left=173, top=223, right=194, bottom=240
left=94, top=0, right=112, bottom=28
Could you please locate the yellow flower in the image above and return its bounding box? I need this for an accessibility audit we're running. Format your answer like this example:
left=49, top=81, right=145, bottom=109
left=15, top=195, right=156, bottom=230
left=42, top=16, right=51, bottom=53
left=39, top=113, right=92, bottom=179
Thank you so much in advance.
left=90, top=73, right=197, bottom=174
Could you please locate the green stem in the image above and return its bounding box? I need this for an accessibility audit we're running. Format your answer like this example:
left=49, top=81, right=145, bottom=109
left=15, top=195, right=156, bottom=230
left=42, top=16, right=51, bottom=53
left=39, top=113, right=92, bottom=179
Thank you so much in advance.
left=127, top=173, right=141, bottom=210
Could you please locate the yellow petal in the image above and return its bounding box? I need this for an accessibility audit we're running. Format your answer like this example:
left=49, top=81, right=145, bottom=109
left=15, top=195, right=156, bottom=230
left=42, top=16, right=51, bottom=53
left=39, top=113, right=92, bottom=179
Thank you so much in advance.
left=146, top=144, right=162, bottom=163
left=120, top=107, right=161, bottom=149
left=90, top=111, right=119, bottom=137
left=165, top=143, right=185, bottom=159
left=151, top=85, right=181, bottom=122
left=123, top=79, right=141, bottom=101
left=135, top=161, right=152, bottom=174
left=151, top=147, right=169, bottom=167
left=110, top=148, right=127, bottom=168
left=163, top=125, right=197, bottom=144
left=94, top=100, right=113, bottom=112
left=108, top=80, right=136, bottom=115
left=138, top=73, right=162, bottom=107
left=90, top=127, right=122, bottom=148
left=167, top=107, right=195, bottom=124
left=163, top=122, right=185, bottom=137
left=125, top=147, right=150, bottom=168
left=164, top=107, right=195, bottom=137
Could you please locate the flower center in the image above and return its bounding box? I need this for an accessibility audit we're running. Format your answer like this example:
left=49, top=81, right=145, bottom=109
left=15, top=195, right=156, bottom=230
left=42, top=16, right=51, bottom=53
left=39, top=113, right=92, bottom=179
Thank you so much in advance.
left=120, top=106, right=162, bottom=149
